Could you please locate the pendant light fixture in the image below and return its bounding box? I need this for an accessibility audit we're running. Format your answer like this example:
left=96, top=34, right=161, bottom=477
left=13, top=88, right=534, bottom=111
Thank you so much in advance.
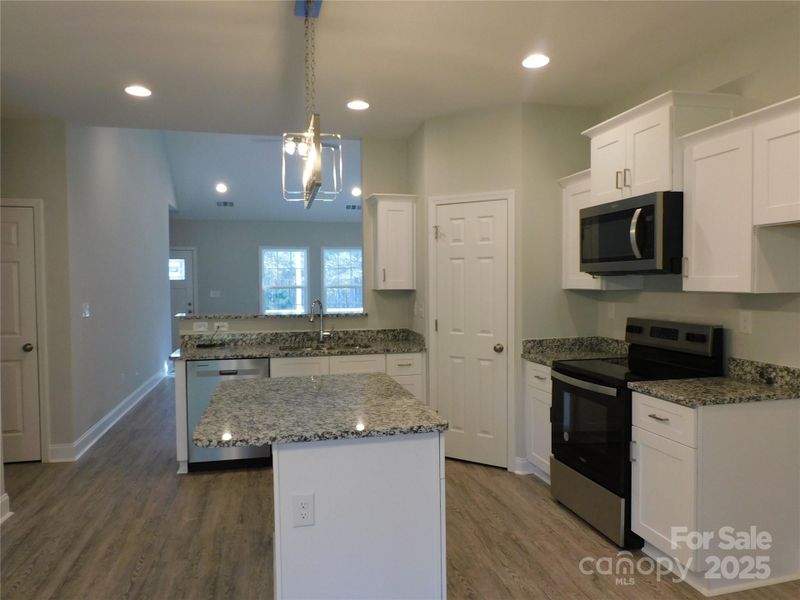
left=282, top=0, right=342, bottom=209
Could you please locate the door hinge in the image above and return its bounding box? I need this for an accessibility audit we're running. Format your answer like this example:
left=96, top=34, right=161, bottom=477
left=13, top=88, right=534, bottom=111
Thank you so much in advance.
left=629, top=440, right=637, bottom=462
left=434, top=319, right=438, bottom=332
left=433, top=225, right=440, bottom=240
left=682, top=256, right=689, bottom=278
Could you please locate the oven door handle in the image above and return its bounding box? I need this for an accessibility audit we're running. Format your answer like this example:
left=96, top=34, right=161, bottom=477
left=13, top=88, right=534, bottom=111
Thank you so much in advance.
left=629, top=207, right=643, bottom=259
left=551, top=371, right=619, bottom=397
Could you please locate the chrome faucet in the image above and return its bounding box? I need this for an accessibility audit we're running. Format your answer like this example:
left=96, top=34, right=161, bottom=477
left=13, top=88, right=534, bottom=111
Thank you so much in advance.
left=309, top=299, right=331, bottom=343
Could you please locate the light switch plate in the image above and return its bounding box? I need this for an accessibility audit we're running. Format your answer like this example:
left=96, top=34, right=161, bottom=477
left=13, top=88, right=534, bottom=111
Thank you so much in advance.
left=192, top=322, right=209, bottom=332
left=81, top=303, right=92, bottom=318
left=210, top=290, right=221, bottom=298
left=607, top=303, right=616, bottom=320
left=739, top=310, right=753, bottom=334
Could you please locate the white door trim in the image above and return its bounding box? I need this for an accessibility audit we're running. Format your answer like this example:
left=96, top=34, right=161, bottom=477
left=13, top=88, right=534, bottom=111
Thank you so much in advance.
left=427, top=190, right=517, bottom=470
left=0, top=198, right=51, bottom=462
left=169, top=246, right=198, bottom=315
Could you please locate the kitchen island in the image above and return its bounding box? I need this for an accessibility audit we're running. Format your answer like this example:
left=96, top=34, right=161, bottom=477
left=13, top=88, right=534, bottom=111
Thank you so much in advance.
left=193, top=373, right=448, bottom=600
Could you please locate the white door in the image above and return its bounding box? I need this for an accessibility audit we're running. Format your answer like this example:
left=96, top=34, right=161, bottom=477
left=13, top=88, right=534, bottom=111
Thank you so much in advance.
left=626, top=105, right=672, bottom=197
left=590, top=126, right=626, bottom=205
left=683, top=129, right=753, bottom=292
left=434, top=199, right=508, bottom=467
left=169, top=248, right=195, bottom=349
left=1, top=206, right=41, bottom=462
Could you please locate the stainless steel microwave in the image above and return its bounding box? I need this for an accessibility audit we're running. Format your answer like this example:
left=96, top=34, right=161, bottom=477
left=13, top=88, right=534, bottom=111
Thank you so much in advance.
left=580, top=192, right=683, bottom=275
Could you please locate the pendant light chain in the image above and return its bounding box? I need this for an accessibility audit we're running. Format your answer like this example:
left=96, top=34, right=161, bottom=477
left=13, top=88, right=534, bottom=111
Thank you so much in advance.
left=304, top=2, right=316, bottom=120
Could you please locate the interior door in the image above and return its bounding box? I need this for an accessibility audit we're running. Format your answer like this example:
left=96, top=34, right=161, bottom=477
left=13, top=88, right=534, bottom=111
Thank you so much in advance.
left=1, top=206, right=41, bottom=462
left=169, top=248, right=195, bottom=350
left=434, top=199, right=508, bottom=467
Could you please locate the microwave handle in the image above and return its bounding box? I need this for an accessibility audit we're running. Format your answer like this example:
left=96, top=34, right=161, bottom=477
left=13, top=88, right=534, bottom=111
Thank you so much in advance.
left=629, top=207, right=643, bottom=259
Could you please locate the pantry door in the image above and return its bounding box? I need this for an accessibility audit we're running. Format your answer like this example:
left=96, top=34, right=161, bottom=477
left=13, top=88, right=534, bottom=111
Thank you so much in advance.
left=1, top=206, right=41, bottom=462
left=169, top=248, right=196, bottom=350
left=432, top=197, right=509, bottom=468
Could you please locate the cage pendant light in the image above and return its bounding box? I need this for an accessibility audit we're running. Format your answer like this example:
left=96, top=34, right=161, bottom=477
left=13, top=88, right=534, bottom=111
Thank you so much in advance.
left=282, top=0, right=342, bottom=209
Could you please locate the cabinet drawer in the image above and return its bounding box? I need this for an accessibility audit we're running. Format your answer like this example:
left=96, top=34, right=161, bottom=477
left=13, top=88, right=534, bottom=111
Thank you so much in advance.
left=271, top=357, right=330, bottom=378
left=386, top=353, right=422, bottom=376
left=329, top=354, right=387, bottom=375
left=525, top=362, right=552, bottom=393
left=392, top=374, right=423, bottom=400
left=632, top=392, right=697, bottom=448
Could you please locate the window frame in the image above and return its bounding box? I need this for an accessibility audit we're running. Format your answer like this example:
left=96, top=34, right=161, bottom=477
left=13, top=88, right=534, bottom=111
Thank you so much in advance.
left=259, top=246, right=310, bottom=315
left=321, top=246, right=364, bottom=314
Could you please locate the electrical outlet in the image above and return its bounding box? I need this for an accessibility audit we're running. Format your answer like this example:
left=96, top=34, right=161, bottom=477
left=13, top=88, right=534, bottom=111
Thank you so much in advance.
left=192, top=322, right=209, bottom=332
left=607, top=302, right=616, bottom=320
left=292, top=493, right=315, bottom=527
left=210, top=290, right=221, bottom=298
left=81, top=302, right=92, bottom=318
left=213, top=321, right=229, bottom=332
left=739, top=310, right=753, bottom=334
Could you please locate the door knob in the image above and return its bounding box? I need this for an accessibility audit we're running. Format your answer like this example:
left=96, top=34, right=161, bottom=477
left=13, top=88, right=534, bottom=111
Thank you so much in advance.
left=493, top=343, right=504, bottom=353
left=22, top=343, right=34, bottom=352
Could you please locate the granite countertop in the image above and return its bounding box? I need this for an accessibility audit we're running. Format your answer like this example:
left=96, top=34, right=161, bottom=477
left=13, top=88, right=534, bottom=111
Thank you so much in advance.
left=193, top=373, right=448, bottom=447
left=629, top=359, right=800, bottom=408
left=178, top=312, right=368, bottom=320
left=171, top=329, right=425, bottom=361
left=521, top=336, right=629, bottom=366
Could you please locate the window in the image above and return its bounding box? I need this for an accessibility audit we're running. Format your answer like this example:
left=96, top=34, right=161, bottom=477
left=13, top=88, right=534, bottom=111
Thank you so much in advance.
left=260, top=248, right=308, bottom=314
left=168, top=258, right=186, bottom=281
left=323, top=248, right=363, bottom=313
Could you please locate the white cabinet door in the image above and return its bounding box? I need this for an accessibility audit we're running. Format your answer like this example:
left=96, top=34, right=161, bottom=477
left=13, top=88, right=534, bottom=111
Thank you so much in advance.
left=561, top=172, right=603, bottom=290
left=329, top=354, right=387, bottom=374
left=590, top=127, right=626, bottom=205
left=271, top=356, right=330, bottom=377
left=753, top=110, right=800, bottom=225
left=683, top=128, right=754, bottom=292
left=374, top=197, right=415, bottom=290
left=392, top=374, right=424, bottom=401
left=631, top=426, right=697, bottom=568
left=525, top=384, right=552, bottom=475
left=626, top=105, right=672, bottom=196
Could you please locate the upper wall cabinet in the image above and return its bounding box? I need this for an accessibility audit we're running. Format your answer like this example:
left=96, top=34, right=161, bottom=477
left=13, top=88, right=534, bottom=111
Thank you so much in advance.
left=681, top=96, right=800, bottom=293
left=583, top=91, right=738, bottom=206
left=558, top=170, right=642, bottom=290
left=368, top=194, right=416, bottom=290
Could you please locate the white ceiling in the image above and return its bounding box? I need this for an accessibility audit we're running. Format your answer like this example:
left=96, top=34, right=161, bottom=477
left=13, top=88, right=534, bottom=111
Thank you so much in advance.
left=2, top=1, right=794, bottom=139
left=163, top=132, right=362, bottom=222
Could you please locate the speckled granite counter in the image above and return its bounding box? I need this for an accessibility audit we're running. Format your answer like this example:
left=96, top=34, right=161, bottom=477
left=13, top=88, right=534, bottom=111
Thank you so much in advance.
left=629, top=358, right=800, bottom=408
left=193, top=373, right=447, bottom=447
left=171, top=328, right=425, bottom=361
left=521, top=336, right=628, bottom=366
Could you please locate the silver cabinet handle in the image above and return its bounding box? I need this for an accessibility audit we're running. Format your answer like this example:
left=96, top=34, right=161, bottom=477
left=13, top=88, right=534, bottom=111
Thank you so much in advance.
left=623, top=168, right=632, bottom=188
left=629, top=207, right=643, bottom=259
left=396, top=362, right=413, bottom=367
left=648, top=413, right=670, bottom=423
left=615, top=171, right=623, bottom=190
left=534, top=375, right=547, bottom=381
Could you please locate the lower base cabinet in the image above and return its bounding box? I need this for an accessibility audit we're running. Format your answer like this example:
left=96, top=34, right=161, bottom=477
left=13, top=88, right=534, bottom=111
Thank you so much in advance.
left=271, top=353, right=425, bottom=402
left=524, top=362, right=552, bottom=478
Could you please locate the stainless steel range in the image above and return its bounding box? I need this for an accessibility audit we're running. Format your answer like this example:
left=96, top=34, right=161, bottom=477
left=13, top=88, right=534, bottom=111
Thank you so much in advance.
left=549, top=318, right=724, bottom=548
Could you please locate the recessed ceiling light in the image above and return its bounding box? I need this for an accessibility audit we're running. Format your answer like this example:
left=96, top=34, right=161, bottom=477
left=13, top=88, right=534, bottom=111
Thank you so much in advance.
left=351, top=186, right=362, bottom=197
left=347, top=99, right=370, bottom=111
left=124, top=84, right=152, bottom=97
left=522, top=54, right=550, bottom=69
left=215, top=182, right=228, bottom=194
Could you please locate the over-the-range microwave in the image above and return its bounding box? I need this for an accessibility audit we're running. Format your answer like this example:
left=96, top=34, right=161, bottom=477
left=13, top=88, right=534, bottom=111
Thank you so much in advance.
left=580, top=191, right=683, bottom=275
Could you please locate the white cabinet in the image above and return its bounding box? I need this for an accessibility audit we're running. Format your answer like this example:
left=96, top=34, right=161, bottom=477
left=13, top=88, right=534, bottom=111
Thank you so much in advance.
left=368, top=194, right=416, bottom=290
left=272, top=353, right=425, bottom=402
left=524, top=362, right=552, bottom=478
left=559, top=170, right=643, bottom=290
left=271, top=356, right=331, bottom=377
left=682, top=97, right=800, bottom=293
left=753, top=100, right=800, bottom=225
left=630, top=392, right=800, bottom=595
left=584, top=91, right=737, bottom=205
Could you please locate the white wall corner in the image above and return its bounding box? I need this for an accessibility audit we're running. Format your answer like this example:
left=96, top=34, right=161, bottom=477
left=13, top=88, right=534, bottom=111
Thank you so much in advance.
left=48, top=370, right=164, bottom=462
left=0, top=493, right=12, bottom=524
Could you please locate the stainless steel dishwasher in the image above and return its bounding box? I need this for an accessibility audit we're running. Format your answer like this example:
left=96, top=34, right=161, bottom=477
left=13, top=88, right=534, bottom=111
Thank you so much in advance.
left=187, top=358, right=270, bottom=467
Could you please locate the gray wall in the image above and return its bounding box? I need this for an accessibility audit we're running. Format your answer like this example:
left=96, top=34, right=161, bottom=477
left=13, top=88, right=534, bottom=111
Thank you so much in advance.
left=589, top=5, right=800, bottom=368
left=1, top=117, right=74, bottom=444
left=66, top=125, right=174, bottom=438
left=168, top=219, right=362, bottom=315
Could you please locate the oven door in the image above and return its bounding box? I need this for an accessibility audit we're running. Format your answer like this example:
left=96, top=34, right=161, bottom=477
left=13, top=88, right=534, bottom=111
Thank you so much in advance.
left=551, top=371, right=628, bottom=496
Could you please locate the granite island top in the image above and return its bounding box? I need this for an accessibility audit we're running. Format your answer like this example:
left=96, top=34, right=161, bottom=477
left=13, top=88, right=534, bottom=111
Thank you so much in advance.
left=193, top=373, right=448, bottom=447
left=521, top=336, right=628, bottom=366
left=629, top=358, right=800, bottom=408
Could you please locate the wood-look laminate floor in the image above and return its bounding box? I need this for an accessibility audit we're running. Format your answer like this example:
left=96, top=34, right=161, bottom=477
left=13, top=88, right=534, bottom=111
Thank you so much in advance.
left=2, top=378, right=798, bottom=600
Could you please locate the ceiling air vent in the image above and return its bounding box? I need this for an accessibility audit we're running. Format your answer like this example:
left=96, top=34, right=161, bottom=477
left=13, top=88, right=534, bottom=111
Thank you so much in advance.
left=216, top=201, right=234, bottom=207
left=345, top=204, right=361, bottom=211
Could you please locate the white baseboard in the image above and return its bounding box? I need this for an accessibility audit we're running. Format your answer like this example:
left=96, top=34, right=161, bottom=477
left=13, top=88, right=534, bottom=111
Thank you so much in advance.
left=509, top=457, right=550, bottom=484
left=49, top=371, right=164, bottom=462
left=0, top=493, right=12, bottom=524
